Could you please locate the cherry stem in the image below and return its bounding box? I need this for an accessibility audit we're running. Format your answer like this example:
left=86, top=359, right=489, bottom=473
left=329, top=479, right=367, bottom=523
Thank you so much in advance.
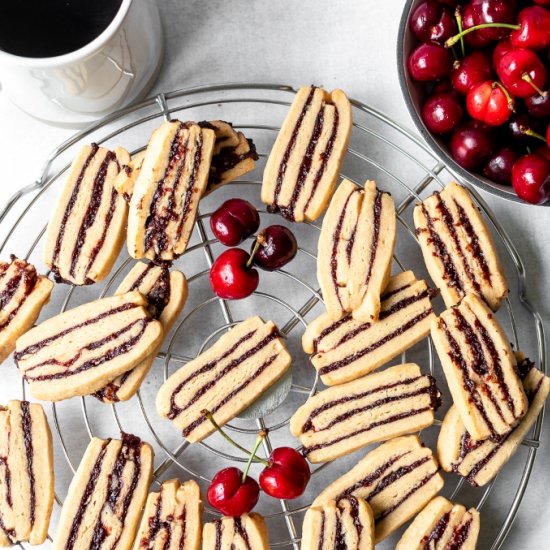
left=522, top=74, right=547, bottom=97
left=246, top=237, right=262, bottom=268
left=242, top=431, right=267, bottom=483
left=454, top=8, right=466, bottom=58
left=202, top=409, right=270, bottom=465
left=521, top=127, right=546, bottom=143
left=493, top=81, right=514, bottom=110
left=445, top=22, right=520, bottom=48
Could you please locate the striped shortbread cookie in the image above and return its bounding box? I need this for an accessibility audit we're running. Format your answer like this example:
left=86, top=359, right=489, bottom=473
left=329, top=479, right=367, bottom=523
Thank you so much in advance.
left=396, top=496, right=480, bottom=550
left=313, top=435, right=444, bottom=543
left=44, top=143, right=128, bottom=285
left=301, top=496, right=375, bottom=550
left=414, top=182, right=508, bottom=311
left=318, top=179, right=396, bottom=321
left=0, top=401, right=54, bottom=547
left=202, top=514, right=269, bottom=550
left=291, top=363, right=440, bottom=462
left=303, top=271, right=436, bottom=385
left=15, top=291, right=163, bottom=401
left=431, top=294, right=527, bottom=441
left=127, top=120, right=215, bottom=261
left=438, top=362, right=550, bottom=487
left=156, top=316, right=291, bottom=443
left=261, top=85, right=352, bottom=222
left=54, top=434, right=153, bottom=550
left=133, top=479, right=202, bottom=550
left=0, top=257, right=53, bottom=364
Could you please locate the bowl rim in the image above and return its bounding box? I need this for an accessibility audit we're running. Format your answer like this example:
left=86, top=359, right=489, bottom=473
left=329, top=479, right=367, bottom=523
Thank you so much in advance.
left=396, top=0, right=550, bottom=207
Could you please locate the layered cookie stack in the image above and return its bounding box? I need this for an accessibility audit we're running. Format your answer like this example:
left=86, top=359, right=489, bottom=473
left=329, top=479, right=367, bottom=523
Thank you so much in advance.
left=127, top=119, right=258, bottom=263
left=317, top=179, right=396, bottom=321
left=414, top=184, right=546, bottom=495
left=94, top=261, right=188, bottom=403
left=313, top=436, right=444, bottom=542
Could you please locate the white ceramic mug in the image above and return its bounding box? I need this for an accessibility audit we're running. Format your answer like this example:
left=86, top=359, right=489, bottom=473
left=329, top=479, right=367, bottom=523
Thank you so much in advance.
left=0, top=0, right=164, bottom=126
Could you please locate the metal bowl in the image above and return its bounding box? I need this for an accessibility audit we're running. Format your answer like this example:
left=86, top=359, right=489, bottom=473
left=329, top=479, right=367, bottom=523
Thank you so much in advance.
left=396, top=0, right=550, bottom=206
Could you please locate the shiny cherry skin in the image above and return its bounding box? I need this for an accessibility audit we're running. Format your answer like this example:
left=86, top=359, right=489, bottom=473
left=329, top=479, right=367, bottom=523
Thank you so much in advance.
left=210, top=199, right=260, bottom=246
left=207, top=467, right=260, bottom=516
left=252, top=225, right=297, bottom=271
left=259, top=448, right=311, bottom=500
left=462, top=4, right=491, bottom=48
left=210, top=249, right=259, bottom=300
left=408, top=42, right=453, bottom=81
left=422, top=91, right=464, bottom=134
left=492, top=39, right=514, bottom=68
left=450, top=121, right=496, bottom=170
left=466, top=81, right=513, bottom=126
left=469, top=0, right=518, bottom=43
left=525, top=91, right=550, bottom=118
left=410, top=0, right=457, bottom=43
left=510, top=6, right=550, bottom=51
left=482, top=146, right=518, bottom=185
left=511, top=153, right=550, bottom=204
left=497, top=49, right=547, bottom=98
left=451, top=51, right=493, bottom=95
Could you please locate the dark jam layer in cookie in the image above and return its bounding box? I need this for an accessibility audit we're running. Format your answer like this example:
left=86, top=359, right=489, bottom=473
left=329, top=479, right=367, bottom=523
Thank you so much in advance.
left=65, top=434, right=144, bottom=550
left=0, top=258, right=38, bottom=331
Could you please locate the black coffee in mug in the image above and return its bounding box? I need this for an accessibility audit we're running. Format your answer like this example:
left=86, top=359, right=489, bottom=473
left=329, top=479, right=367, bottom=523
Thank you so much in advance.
left=0, top=0, right=124, bottom=58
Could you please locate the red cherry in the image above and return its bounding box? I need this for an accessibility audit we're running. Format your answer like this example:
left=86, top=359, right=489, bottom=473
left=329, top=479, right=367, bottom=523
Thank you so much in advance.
left=482, top=146, right=518, bottom=185
left=410, top=1, right=457, bottom=44
left=492, top=39, right=514, bottom=68
left=408, top=42, right=453, bottom=81
left=451, top=51, right=494, bottom=95
left=461, top=4, right=491, bottom=48
left=209, top=248, right=259, bottom=300
left=535, top=145, right=550, bottom=162
left=534, top=0, right=550, bottom=6
left=466, top=80, right=513, bottom=126
left=510, top=6, right=550, bottom=51
left=525, top=91, right=550, bottom=118
left=207, top=467, right=260, bottom=516
left=497, top=49, right=547, bottom=98
left=506, top=114, right=543, bottom=146
left=210, top=199, right=260, bottom=246
left=450, top=121, right=496, bottom=170
left=252, top=225, right=298, bottom=271
left=422, top=91, right=464, bottom=134
left=259, top=448, right=311, bottom=500
left=511, top=153, right=550, bottom=204
left=469, top=0, right=518, bottom=43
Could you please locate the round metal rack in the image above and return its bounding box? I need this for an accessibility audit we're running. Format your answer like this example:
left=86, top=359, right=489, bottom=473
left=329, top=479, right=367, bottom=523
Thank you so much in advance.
left=0, top=83, right=546, bottom=549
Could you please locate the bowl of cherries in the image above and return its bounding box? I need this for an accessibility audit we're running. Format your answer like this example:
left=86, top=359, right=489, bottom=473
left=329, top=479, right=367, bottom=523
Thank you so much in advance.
left=398, top=0, right=550, bottom=205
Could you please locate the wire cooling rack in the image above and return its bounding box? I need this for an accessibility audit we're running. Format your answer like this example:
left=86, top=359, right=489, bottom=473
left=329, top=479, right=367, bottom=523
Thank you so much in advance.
left=0, top=83, right=546, bottom=549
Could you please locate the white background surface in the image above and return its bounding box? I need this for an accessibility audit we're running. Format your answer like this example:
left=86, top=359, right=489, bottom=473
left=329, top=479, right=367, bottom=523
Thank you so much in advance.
left=0, top=1, right=548, bottom=548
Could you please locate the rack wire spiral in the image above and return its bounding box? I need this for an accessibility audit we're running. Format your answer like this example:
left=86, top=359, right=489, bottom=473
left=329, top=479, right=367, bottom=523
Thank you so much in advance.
left=0, top=83, right=546, bottom=549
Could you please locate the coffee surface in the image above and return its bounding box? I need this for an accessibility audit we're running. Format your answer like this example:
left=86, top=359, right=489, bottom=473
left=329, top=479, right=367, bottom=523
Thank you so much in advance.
left=0, top=0, right=123, bottom=58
